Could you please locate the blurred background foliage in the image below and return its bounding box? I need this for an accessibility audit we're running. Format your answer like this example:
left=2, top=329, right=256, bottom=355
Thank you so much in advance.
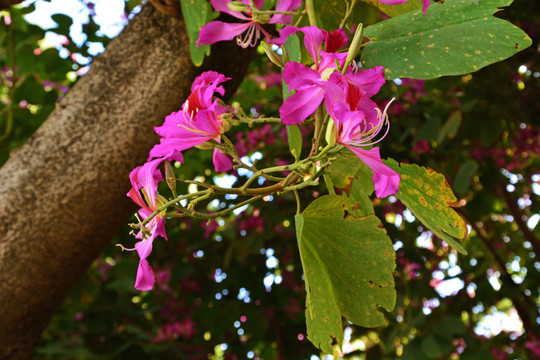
left=1, top=0, right=539, bottom=359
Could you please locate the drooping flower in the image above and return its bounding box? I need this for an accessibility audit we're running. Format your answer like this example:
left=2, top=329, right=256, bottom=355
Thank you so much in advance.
left=375, top=0, right=431, bottom=15
left=126, top=158, right=169, bottom=291
left=197, top=0, right=302, bottom=48
left=149, top=71, right=233, bottom=172
left=277, top=26, right=349, bottom=125
left=322, top=68, right=400, bottom=198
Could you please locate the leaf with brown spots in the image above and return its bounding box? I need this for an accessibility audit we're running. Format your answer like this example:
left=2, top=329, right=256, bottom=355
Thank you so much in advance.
left=361, top=0, right=532, bottom=79
left=385, top=159, right=469, bottom=254
left=295, top=195, right=396, bottom=354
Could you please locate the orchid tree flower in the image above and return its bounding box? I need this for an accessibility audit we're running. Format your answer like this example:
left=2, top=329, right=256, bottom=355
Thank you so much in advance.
left=197, top=0, right=302, bottom=48
left=149, top=71, right=233, bottom=172
left=126, top=158, right=169, bottom=291
left=376, top=0, right=431, bottom=15
left=322, top=69, right=400, bottom=198
left=276, top=26, right=349, bottom=125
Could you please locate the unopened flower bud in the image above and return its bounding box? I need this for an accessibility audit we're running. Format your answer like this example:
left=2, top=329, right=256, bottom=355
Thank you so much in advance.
left=227, top=1, right=248, bottom=12
left=344, top=24, right=363, bottom=73
left=261, top=41, right=285, bottom=68
left=325, top=120, right=337, bottom=147
left=164, top=160, right=176, bottom=193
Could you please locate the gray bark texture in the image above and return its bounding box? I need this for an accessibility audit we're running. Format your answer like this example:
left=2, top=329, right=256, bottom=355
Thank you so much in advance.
left=0, top=4, right=254, bottom=359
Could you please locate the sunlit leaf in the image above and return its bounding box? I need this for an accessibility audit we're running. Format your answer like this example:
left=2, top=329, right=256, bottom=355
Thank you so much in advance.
left=296, top=195, right=396, bottom=353
left=362, top=0, right=532, bottom=79
left=385, top=159, right=468, bottom=254
left=328, top=151, right=374, bottom=216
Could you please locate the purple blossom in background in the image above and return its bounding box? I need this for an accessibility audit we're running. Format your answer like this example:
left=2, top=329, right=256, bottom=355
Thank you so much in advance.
left=198, top=0, right=302, bottom=48
left=149, top=71, right=233, bottom=172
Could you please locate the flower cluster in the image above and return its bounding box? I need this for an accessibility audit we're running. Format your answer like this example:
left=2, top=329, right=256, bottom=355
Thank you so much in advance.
left=277, top=26, right=399, bottom=198
left=198, top=0, right=302, bottom=48
left=127, top=0, right=404, bottom=291
left=126, top=71, right=234, bottom=290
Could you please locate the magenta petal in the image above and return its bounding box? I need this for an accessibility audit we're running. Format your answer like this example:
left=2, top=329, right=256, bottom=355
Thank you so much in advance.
left=136, top=239, right=153, bottom=260
left=356, top=96, right=381, bottom=129
left=149, top=138, right=207, bottom=160
left=191, top=71, right=231, bottom=94
left=136, top=158, right=165, bottom=208
left=325, top=29, right=348, bottom=52
left=275, top=0, right=302, bottom=12
left=269, top=0, right=302, bottom=23
left=213, top=148, right=233, bottom=172
left=197, top=21, right=252, bottom=46
left=300, top=26, right=327, bottom=65
left=283, top=62, right=321, bottom=90
left=210, top=0, right=251, bottom=19
left=271, top=25, right=300, bottom=45
left=343, top=66, right=385, bottom=97
left=422, top=0, right=430, bottom=14
left=344, top=146, right=400, bottom=198
left=135, top=259, right=155, bottom=291
left=280, top=86, right=324, bottom=125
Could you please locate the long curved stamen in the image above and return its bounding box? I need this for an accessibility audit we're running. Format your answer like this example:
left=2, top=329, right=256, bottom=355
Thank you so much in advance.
left=348, top=98, right=395, bottom=148
left=236, top=22, right=261, bottom=48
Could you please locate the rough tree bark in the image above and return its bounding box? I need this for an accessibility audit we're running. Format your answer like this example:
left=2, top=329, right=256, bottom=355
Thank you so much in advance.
left=0, top=4, right=254, bottom=359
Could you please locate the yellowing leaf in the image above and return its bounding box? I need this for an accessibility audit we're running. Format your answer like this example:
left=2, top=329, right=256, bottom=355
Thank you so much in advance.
left=385, top=159, right=468, bottom=254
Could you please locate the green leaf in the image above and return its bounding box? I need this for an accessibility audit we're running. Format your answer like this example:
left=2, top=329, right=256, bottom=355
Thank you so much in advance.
left=286, top=125, right=303, bottom=161
left=296, top=195, right=396, bottom=354
left=50, top=14, right=73, bottom=35
left=327, top=151, right=375, bottom=216
left=284, top=33, right=301, bottom=63
left=454, top=159, right=478, bottom=194
left=361, top=0, right=424, bottom=17
left=179, top=0, right=217, bottom=66
left=436, top=110, right=462, bottom=144
left=432, top=316, right=467, bottom=339
left=327, top=151, right=374, bottom=195
left=421, top=335, right=443, bottom=358
left=385, top=159, right=468, bottom=254
left=416, top=117, right=441, bottom=141
left=362, top=0, right=532, bottom=79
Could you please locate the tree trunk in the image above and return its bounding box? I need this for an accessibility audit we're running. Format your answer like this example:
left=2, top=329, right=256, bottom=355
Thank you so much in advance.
left=0, top=5, right=254, bottom=359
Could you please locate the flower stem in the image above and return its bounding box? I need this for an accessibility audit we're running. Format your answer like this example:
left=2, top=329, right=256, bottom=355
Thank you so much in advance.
left=306, top=0, right=317, bottom=27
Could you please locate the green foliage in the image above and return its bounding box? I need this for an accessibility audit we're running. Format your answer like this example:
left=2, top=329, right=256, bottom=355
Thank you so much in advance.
left=4, top=0, right=539, bottom=359
left=386, top=159, right=469, bottom=254
left=362, top=0, right=532, bottom=79
left=179, top=0, right=217, bottom=66
left=296, top=195, right=396, bottom=353
left=361, top=0, right=424, bottom=17
left=286, top=125, right=303, bottom=161
left=328, top=151, right=375, bottom=216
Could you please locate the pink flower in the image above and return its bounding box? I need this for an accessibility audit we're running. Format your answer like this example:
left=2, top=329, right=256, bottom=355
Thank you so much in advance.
left=376, top=0, right=431, bottom=15
left=197, top=0, right=302, bottom=48
left=277, top=26, right=349, bottom=125
left=149, top=71, right=233, bottom=172
left=322, top=68, right=400, bottom=198
left=126, top=158, right=169, bottom=291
